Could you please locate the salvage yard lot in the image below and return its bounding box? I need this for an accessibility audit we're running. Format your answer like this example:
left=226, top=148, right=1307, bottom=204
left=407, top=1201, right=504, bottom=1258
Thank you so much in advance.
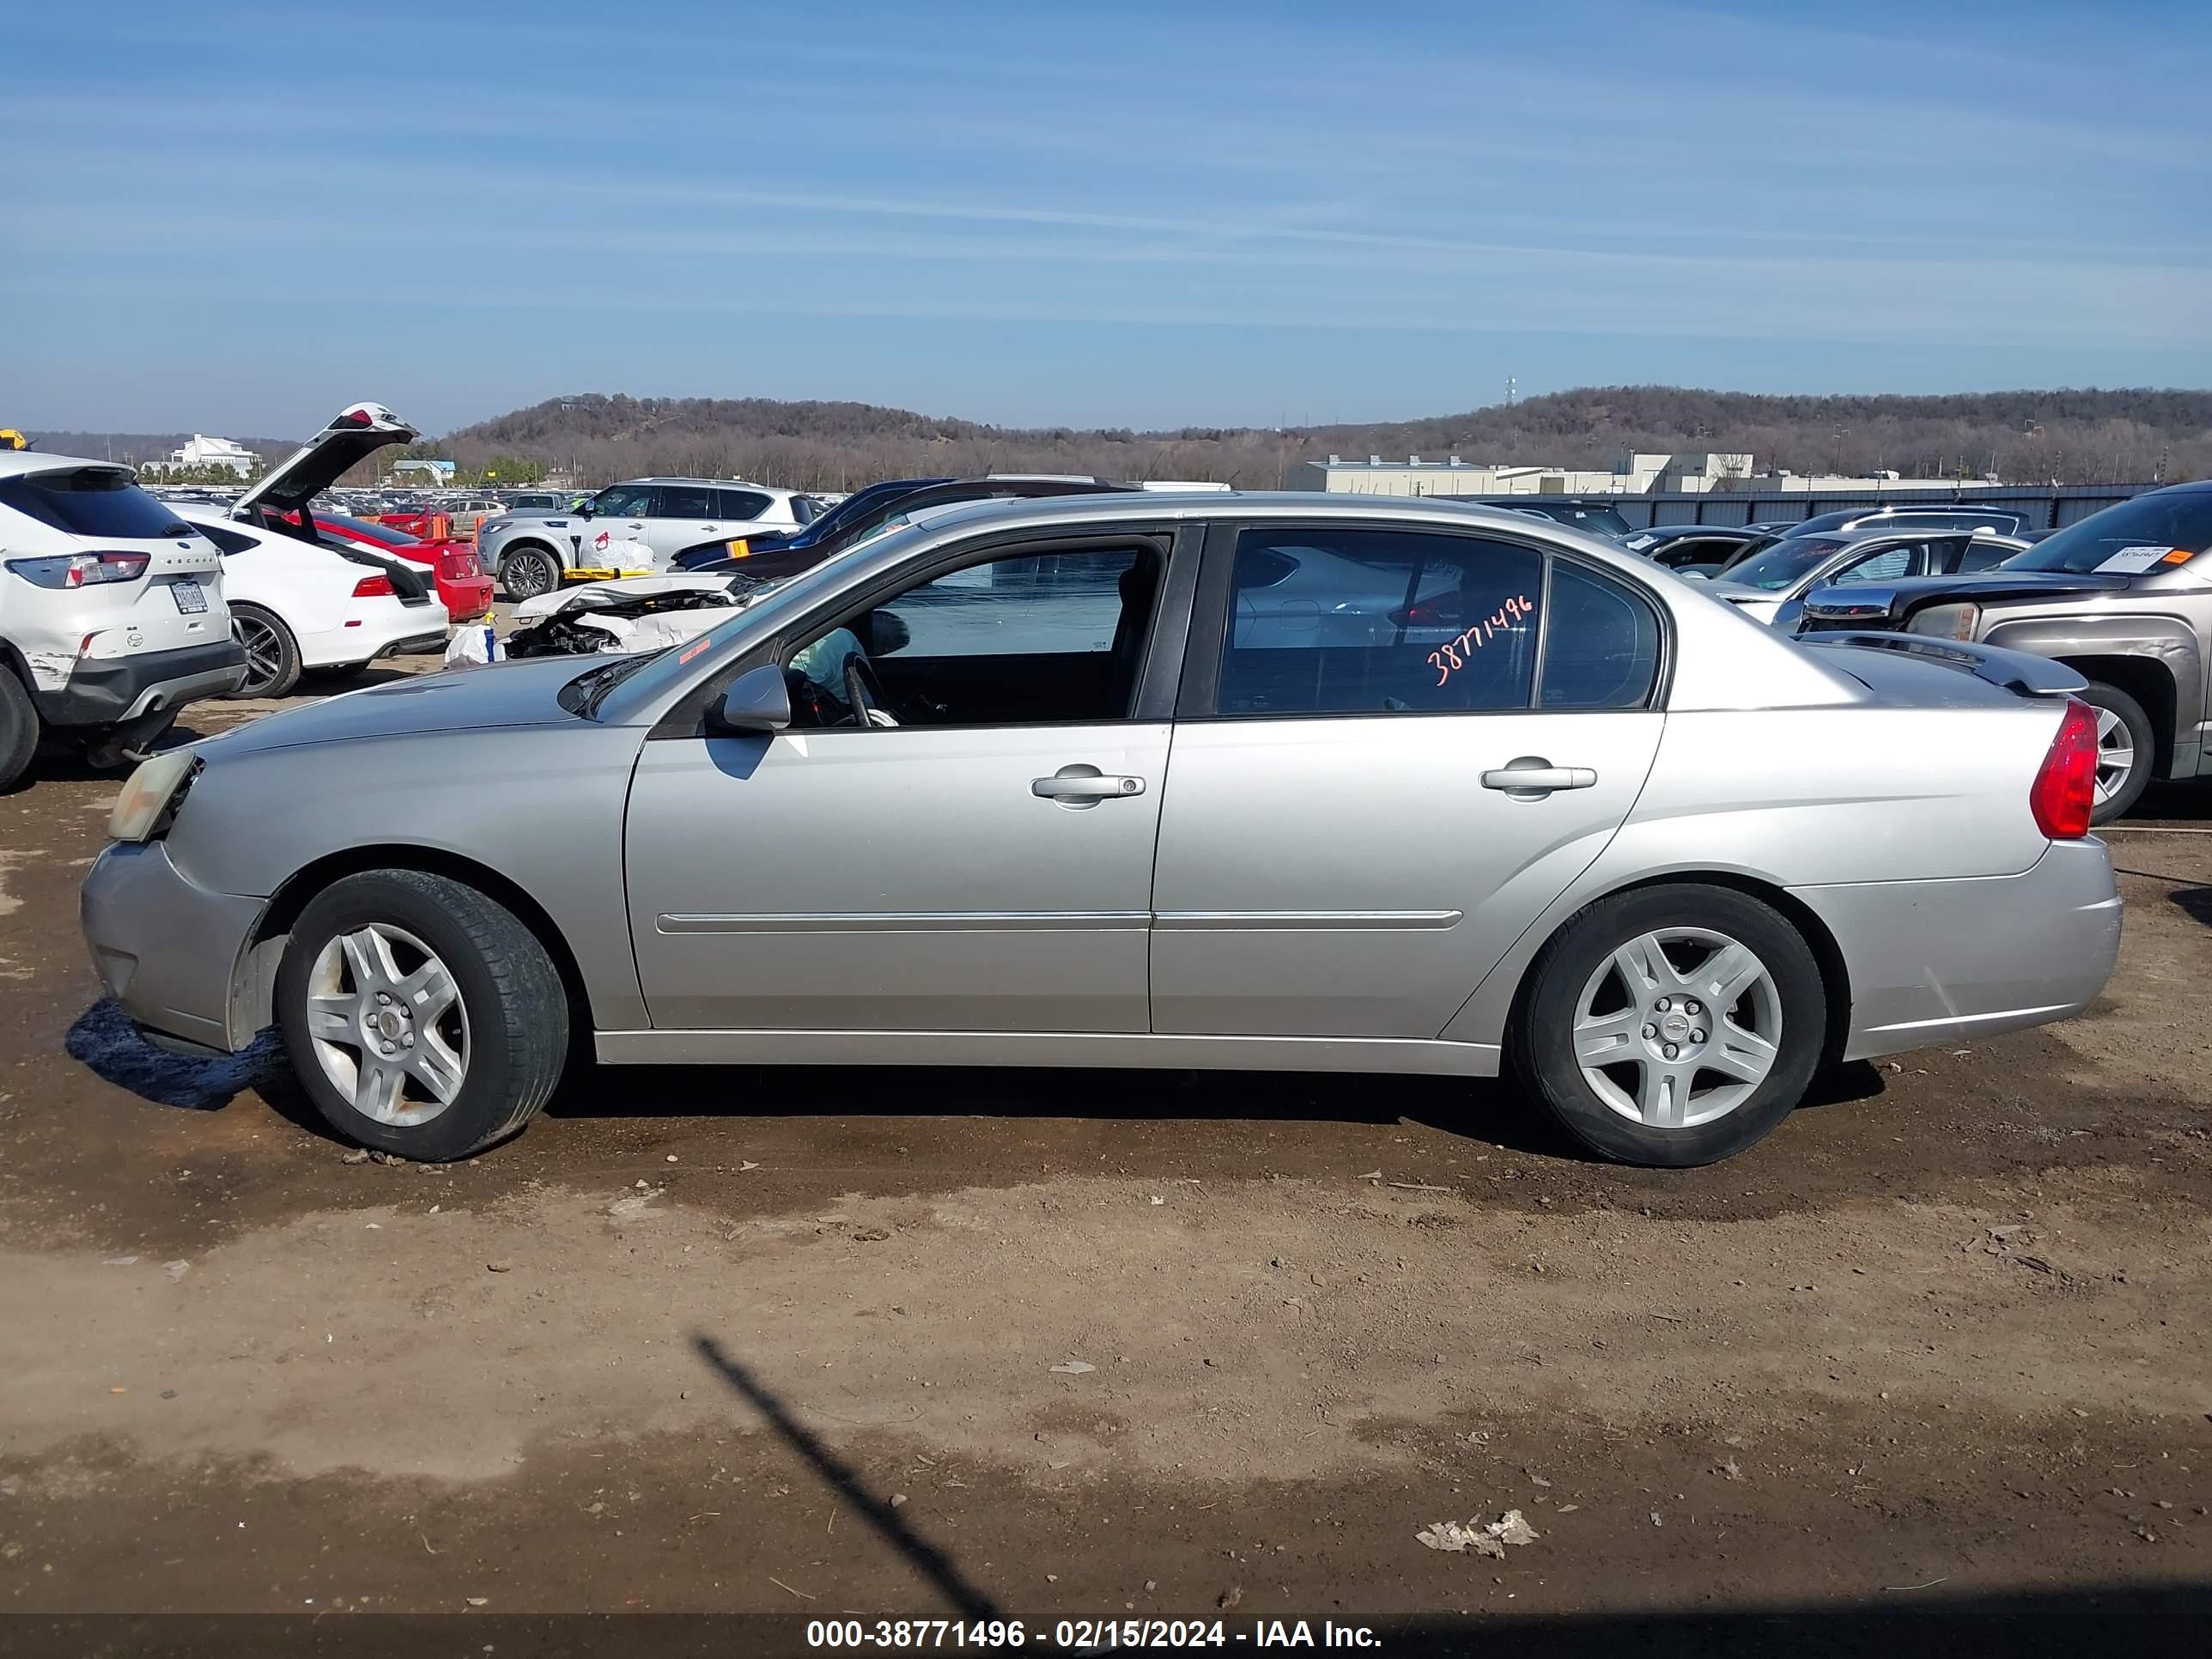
left=1, top=664, right=2209, bottom=1649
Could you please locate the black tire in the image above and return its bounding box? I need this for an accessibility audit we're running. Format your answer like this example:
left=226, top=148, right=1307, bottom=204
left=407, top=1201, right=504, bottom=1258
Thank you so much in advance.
left=228, top=604, right=302, bottom=699
left=0, top=668, right=39, bottom=792
left=2077, top=681, right=2154, bottom=825
left=1511, top=883, right=1826, bottom=1168
left=275, top=870, right=568, bottom=1160
left=501, top=544, right=561, bottom=600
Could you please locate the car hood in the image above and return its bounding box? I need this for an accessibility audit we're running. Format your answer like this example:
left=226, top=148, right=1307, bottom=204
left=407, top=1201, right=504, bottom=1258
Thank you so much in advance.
left=234, top=402, right=417, bottom=516
left=1801, top=568, right=2136, bottom=625
left=198, top=657, right=593, bottom=757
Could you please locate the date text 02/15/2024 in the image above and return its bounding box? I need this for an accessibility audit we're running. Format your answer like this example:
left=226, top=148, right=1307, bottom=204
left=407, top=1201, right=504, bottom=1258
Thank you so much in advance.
left=805, top=1618, right=1384, bottom=1648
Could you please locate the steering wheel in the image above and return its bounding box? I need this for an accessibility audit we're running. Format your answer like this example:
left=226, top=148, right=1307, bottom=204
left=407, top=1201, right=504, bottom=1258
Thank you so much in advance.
left=843, top=653, right=901, bottom=728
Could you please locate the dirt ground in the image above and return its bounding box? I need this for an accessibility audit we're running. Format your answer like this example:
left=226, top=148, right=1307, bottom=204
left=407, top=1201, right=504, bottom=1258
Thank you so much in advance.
left=1, top=665, right=2209, bottom=1656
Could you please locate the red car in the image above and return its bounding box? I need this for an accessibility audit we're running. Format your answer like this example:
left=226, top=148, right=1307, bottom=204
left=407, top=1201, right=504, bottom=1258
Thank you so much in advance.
left=313, top=512, right=494, bottom=623
left=228, top=403, right=496, bottom=625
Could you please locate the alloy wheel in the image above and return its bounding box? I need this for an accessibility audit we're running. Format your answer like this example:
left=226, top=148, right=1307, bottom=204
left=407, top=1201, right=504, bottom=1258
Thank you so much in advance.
left=232, top=613, right=287, bottom=696
left=1571, top=928, right=1782, bottom=1128
left=2092, top=705, right=2136, bottom=806
left=504, top=550, right=554, bottom=599
left=304, top=922, right=470, bottom=1125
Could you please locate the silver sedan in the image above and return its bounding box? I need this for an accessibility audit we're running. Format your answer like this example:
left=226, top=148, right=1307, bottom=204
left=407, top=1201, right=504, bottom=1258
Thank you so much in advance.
left=82, top=494, right=2122, bottom=1168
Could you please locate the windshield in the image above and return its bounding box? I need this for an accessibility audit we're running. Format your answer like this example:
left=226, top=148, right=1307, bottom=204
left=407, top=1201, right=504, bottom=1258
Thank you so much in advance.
left=1719, top=537, right=1849, bottom=592
left=2008, top=492, right=2212, bottom=575
left=575, top=516, right=941, bottom=722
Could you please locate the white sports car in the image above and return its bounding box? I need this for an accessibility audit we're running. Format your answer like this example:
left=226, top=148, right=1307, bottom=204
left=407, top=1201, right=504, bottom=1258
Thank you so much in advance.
left=175, top=505, right=450, bottom=697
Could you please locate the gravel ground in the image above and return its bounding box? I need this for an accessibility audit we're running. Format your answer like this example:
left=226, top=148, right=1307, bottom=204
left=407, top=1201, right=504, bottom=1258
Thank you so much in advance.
left=0, top=663, right=2208, bottom=1656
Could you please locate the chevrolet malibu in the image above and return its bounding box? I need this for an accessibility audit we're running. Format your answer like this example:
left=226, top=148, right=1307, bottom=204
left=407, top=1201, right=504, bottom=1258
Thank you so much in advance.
left=82, top=495, right=2123, bottom=1168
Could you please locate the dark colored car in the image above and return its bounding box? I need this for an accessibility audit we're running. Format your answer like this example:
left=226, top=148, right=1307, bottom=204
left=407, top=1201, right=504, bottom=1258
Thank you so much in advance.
left=669, top=477, right=1141, bottom=581
left=1618, top=524, right=1771, bottom=574
left=1452, top=497, right=1635, bottom=540
left=668, top=477, right=951, bottom=571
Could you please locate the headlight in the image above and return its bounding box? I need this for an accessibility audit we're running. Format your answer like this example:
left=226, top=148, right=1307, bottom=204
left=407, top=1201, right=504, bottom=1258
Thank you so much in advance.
left=1905, top=602, right=1980, bottom=641
left=108, top=749, right=202, bottom=842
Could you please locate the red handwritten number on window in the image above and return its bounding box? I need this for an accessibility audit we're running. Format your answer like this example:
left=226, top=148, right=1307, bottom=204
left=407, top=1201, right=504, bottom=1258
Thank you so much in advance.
left=1426, top=594, right=1534, bottom=686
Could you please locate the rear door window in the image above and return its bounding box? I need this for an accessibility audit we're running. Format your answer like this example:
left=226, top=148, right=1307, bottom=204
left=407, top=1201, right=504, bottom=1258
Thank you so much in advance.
left=715, top=489, right=774, bottom=520
left=1540, top=562, right=1662, bottom=708
left=656, top=484, right=717, bottom=520
left=1215, top=527, right=1542, bottom=714
left=0, top=469, right=187, bottom=538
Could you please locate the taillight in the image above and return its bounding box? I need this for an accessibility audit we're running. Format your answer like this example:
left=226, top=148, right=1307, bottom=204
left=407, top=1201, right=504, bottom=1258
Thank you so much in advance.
left=4, top=550, right=151, bottom=589
left=351, top=574, right=394, bottom=599
left=2029, top=698, right=2099, bottom=839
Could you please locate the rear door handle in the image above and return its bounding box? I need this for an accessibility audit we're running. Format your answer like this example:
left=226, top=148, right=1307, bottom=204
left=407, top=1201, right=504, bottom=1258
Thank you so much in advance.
left=1480, top=758, right=1596, bottom=798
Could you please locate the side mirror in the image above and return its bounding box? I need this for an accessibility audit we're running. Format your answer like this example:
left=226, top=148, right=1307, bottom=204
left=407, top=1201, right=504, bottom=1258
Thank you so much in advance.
left=708, top=665, right=790, bottom=734
left=574, top=499, right=595, bottom=519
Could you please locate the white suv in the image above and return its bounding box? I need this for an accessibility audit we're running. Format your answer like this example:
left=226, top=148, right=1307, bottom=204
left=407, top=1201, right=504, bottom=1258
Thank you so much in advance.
left=1, top=452, right=246, bottom=789
left=479, top=478, right=816, bottom=599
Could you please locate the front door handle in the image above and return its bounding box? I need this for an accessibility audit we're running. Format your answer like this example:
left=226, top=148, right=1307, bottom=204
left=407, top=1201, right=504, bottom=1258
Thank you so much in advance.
left=1480, top=757, right=1597, bottom=799
left=1032, top=765, right=1146, bottom=808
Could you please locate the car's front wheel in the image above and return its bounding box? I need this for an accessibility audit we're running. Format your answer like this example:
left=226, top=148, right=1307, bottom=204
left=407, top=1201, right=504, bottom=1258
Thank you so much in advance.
left=276, top=870, right=568, bottom=1160
left=500, top=545, right=561, bottom=600
left=2077, top=682, right=2154, bottom=824
left=1512, top=883, right=1826, bottom=1167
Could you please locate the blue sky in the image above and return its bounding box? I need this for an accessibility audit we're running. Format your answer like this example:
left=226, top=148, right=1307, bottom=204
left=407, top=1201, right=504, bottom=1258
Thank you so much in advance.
left=4, top=0, right=2209, bottom=438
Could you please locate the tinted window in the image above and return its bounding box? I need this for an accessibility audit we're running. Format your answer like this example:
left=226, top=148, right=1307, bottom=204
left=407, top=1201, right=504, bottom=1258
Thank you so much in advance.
left=0, top=469, right=186, bottom=538
left=657, top=484, right=717, bottom=518
left=2011, top=489, right=2212, bottom=575
left=715, top=489, right=773, bottom=520
left=193, top=520, right=258, bottom=555
left=1541, top=562, right=1661, bottom=708
left=1218, top=528, right=1540, bottom=715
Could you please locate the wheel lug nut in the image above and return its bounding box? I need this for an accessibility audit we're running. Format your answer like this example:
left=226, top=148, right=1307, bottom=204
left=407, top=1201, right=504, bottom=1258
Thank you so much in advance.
left=1662, top=1043, right=1679, bottom=1060
left=376, top=993, right=391, bottom=1006
left=1691, top=1028, right=1706, bottom=1044
left=1654, top=996, right=1671, bottom=1012
left=1685, top=1000, right=1701, bottom=1016
left=380, top=1042, right=396, bottom=1055
left=1641, top=1024, right=1656, bottom=1040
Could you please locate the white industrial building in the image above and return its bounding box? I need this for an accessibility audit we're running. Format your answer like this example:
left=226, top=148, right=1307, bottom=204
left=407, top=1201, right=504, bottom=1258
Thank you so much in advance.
left=168, top=434, right=260, bottom=477
left=1294, top=450, right=2002, bottom=498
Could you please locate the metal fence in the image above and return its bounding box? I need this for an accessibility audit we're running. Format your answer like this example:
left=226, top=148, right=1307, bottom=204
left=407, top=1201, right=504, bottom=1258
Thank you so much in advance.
left=1545, top=483, right=2155, bottom=533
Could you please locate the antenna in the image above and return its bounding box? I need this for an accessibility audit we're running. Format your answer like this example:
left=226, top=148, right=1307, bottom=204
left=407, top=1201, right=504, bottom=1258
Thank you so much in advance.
left=1505, top=376, right=1517, bottom=406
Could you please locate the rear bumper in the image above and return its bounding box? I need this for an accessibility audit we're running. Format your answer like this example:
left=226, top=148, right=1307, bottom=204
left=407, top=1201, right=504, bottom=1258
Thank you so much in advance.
left=434, top=574, right=495, bottom=623
left=370, top=628, right=451, bottom=662
left=1790, top=838, right=2122, bottom=1061
left=81, top=839, right=265, bottom=1053
left=32, top=639, right=248, bottom=729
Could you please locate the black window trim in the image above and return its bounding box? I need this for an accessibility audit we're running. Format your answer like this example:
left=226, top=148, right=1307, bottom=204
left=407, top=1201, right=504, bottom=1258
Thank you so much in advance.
left=648, top=520, right=1200, bottom=740
left=1177, top=518, right=1672, bottom=722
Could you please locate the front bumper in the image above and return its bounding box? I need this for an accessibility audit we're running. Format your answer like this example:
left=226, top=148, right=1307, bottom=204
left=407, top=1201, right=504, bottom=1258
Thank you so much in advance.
left=33, top=639, right=249, bottom=730
left=81, top=840, right=265, bottom=1052
left=1790, top=838, right=2123, bottom=1061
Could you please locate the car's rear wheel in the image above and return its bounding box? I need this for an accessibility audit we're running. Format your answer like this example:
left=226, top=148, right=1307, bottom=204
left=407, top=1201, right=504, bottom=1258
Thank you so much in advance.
left=228, top=604, right=302, bottom=699
left=276, top=870, right=568, bottom=1161
left=1511, top=884, right=1826, bottom=1167
left=0, top=669, right=39, bottom=792
left=501, top=545, right=560, bottom=600
left=2077, top=682, right=2154, bottom=824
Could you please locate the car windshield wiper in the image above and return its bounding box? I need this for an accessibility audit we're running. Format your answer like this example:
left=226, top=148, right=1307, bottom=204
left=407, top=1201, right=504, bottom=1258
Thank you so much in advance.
left=563, top=652, right=659, bottom=719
